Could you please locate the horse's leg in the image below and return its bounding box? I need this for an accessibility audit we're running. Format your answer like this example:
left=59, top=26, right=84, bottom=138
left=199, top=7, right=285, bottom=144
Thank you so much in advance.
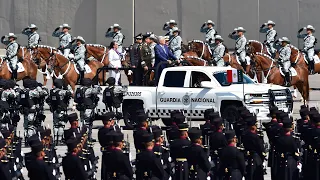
left=292, top=85, right=298, bottom=98
left=302, top=81, right=310, bottom=105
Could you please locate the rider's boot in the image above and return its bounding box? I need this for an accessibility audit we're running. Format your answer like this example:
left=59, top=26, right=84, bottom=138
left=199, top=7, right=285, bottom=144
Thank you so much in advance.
left=284, top=72, right=291, bottom=87
left=241, top=62, right=247, bottom=72
left=12, top=69, right=17, bottom=80
left=309, top=60, right=315, bottom=74
left=80, top=70, right=85, bottom=83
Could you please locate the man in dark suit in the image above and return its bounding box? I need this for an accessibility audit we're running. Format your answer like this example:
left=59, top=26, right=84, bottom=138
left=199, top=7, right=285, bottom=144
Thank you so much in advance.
left=154, top=36, right=178, bottom=79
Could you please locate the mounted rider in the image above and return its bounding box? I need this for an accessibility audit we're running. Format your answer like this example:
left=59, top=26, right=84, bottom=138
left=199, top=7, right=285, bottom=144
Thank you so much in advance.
left=168, top=27, right=182, bottom=59
left=260, top=20, right=277, bottom=58
left=1, top=33, right=19, bottom=80
left=200, top=20, right=217, bottom=50
left=298, top=25, right=317, bottom=74
left=105, top=23, right=125, bottom=53
left=277, top=37, right=292, bottom=87
left=22, top=24, right=40, bottom=48
left=163, top=19, right=177, bottom=36
left=212, top=35, right=226, bottom=67
left=71, top=36, right=87, bottom=83
left=228, top=27, right=248, bottom=70
left=52, top=23, right=72, bottom=58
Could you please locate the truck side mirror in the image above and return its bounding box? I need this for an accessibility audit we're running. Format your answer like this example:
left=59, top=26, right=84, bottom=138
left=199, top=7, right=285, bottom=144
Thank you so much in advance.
left=200, top=81, right=214, bottom=88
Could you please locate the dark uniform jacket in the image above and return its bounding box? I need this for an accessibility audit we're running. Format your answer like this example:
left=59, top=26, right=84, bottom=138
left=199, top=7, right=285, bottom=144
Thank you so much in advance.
left=105, top=148, right=133, bottom=180
left=170, top=137, right=191, bottom=160
left=27, top=158, right=56, bottom=180
left=136, top=149, right=164, bottom=180
left=0, top=160, right=11, bottom=180
left=209, top=130, right=227, bottom=152
left=186, top=143, right=211, bottom=179
left=134, top=127, right=148, bottom=152
left=130, top=43, right=142, bottom=67
left=220, top=144, right=246, bottom=179
left=62, top=153, right=88, bottom=180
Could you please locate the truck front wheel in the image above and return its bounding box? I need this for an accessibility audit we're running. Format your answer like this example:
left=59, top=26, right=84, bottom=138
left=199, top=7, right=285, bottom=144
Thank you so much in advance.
left=221, top=105, right=240, bottom=124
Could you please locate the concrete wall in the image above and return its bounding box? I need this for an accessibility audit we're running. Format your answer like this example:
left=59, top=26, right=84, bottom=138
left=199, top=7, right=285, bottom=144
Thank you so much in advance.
left=0, top=0, right=319, bottom=49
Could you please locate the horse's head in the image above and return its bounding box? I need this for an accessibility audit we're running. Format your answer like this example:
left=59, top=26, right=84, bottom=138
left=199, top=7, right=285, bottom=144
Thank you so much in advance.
left=86, top=44, right=107, bottom=59
left=245, top=42, right=256, bottom=58
left=188, top=41, right=203, bottom=53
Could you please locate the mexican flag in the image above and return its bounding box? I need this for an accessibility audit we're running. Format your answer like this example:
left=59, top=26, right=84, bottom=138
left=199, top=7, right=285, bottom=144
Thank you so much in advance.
left=227, top=69, right=243, bottom=83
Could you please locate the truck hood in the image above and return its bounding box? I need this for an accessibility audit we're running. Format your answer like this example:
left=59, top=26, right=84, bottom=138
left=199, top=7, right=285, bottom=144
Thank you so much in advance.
left=220, top=83, right=287, bottom=94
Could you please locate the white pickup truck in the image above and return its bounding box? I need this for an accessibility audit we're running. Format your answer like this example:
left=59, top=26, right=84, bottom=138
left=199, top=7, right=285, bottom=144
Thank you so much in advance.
left=95, top=66, right=293, bottom=128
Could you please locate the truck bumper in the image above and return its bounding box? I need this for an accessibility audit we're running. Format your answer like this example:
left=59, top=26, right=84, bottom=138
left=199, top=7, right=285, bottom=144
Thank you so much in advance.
left=245, top=105, right=290, bottom=122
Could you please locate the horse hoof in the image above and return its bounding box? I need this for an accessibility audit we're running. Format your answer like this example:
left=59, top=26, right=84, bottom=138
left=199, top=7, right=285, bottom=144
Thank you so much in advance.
left=300, top=97, right=303, bottom=102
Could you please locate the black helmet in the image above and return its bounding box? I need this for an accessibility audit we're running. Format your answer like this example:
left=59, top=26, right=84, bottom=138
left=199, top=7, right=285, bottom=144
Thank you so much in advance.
left=23, top=79, right=31, bottom=88
left=106, top=77, right=116, bottom=86
left=81, top=78, right=92, bottom=87
left=54, top=79, right=64, bottom=89
left=4, top=80, right=15, bottom=90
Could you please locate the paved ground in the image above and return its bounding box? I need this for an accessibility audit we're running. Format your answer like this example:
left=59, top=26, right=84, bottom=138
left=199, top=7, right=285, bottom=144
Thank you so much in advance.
left=14, top=71, right=320, bottom=179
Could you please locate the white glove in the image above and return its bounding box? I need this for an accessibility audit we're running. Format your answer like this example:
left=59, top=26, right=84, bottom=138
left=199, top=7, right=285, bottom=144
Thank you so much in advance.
left=297, top=163, right=302, bottom=173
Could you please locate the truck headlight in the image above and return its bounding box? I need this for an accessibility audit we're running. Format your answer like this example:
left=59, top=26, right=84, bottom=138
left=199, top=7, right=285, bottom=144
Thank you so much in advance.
left=244, top=94, right=253, bottom=104
left=244, top=94, right=265, bottom=104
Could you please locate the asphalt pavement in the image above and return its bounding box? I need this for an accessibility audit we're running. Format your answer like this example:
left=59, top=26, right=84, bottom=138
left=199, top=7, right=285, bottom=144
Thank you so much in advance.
left=14, top=71, right=320, bottom=180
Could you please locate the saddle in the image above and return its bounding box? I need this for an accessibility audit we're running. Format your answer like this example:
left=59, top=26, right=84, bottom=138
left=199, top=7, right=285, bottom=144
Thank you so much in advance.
left=235, top=54, right=251, bottom=65
left=73, top=63, right=92, bottom=74
left=5, top=61, right=25, bottom=73
left=279, top=67, right=297, bottom=77
left=303, top=53, right=320, bottom=64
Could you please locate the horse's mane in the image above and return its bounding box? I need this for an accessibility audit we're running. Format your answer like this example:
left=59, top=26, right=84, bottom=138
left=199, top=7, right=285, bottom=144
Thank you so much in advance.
left=289, top=44, right=299, bottom=52
left=256, top=52, right=274, bottom=61
left=188, top=40, right=204, bottom=44
left=185, top=56, right=207, bottom=63
left=248, top=40, right=262, bottom=44
left=86, top=44, right=107, bottom=49
left=37, top=45, right=57, bottom=50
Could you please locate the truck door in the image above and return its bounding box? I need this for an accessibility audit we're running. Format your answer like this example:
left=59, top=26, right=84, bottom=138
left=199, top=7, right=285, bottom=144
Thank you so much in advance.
left=185, top=71, right=218, bottom=119
left=156, top=70, right=191, bottom=118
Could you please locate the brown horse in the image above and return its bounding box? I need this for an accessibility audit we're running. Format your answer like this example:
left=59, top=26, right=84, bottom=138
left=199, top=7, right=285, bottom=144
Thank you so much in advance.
left=252, top=52, right=310, bottom=104
left=188, top=40, right=212, bottom=60
left=32, top=45, right=104, bottom=91
left=0, top=47, right=44, bottom=81
left=247, top=40, right=270, bottom=55
left=181, top=56, right=208, bottom=66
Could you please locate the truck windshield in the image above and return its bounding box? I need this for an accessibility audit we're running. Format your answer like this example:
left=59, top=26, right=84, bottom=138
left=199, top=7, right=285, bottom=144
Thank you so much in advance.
left=213, top=72, right=254, bottom=86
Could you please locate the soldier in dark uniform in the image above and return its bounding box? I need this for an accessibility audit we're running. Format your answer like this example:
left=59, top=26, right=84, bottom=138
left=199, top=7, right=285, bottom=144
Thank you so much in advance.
left=209, top=117, right=227, bottom=180
left=133, top=112, right=149, bottom=153
left=166, top=110, right=185, bottom=142
left=105, top=132, right=133, bottom=180
left=242, top=116, right=265, bottom=180
left=26, top=136, right=56, bottom=180
left=0, top=138, right=11, bottom=180
left=201, top=109, right=219, bottom=147
left=169, top=123, right=191, bottom=180
left=130, top=34, right=143, bottom=85
left=136, top=133, right=164, bottom=180
left=310, top=114, right=320, bottom=179
left=220, top=130, right=246, bottom=180
left=152, top=127, right=171, bottom=179
left=64, top=113, right=82, bottom=141
left=274, top=118, right=300, bottom=180
left=262, top=107, right=281, bottom=180
left=98, top=112, right=115, bottom=180
left=187, top=127, right=211, bottom=180
left=166, top=111, right=186, bottom=143
left=62, top=137, right=88, bottom=180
